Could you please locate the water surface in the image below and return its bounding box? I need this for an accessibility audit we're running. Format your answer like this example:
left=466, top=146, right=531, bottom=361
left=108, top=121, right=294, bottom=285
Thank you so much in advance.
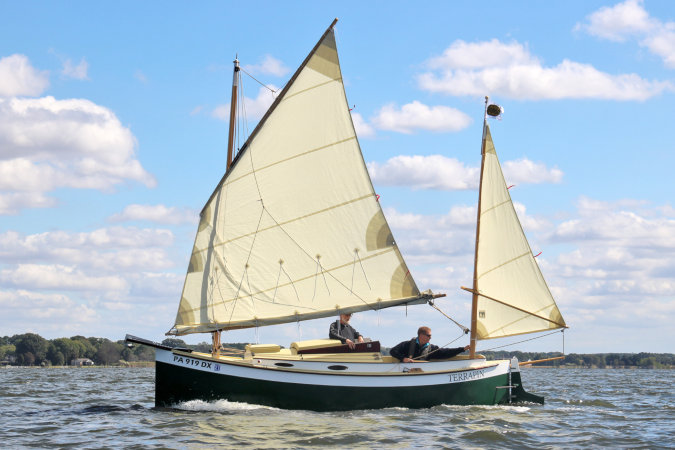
left=1, top=367, right=672, bottom=448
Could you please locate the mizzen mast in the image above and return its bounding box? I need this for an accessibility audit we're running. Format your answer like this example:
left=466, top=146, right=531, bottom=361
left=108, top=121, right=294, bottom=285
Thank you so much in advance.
left=469, top=96, right=491, bottom=358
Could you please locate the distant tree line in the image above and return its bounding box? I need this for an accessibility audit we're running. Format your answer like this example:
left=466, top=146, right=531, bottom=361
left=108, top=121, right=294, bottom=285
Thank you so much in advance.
left=0, top=333, right=154, bottom=366
left=480, top=351, right=674, bottom=369
left=1, top=333, right=672, bottom=368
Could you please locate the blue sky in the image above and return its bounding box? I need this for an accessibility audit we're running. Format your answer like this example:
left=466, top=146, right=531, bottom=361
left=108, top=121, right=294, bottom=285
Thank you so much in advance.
left=1, top=1, right=673, bottom=353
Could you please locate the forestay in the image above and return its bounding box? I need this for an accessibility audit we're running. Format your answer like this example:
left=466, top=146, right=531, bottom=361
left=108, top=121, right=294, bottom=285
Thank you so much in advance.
left=170, top=25, right=426, bottom=336
left=474, top=125, right=566, bottom=339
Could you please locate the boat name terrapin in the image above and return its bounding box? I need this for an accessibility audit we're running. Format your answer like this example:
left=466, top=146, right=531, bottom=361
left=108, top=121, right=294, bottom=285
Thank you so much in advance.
left=449, top=369, right=486, bottom=382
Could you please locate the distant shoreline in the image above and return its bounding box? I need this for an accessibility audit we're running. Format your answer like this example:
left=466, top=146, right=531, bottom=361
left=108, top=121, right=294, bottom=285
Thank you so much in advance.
left=1, top=362, right=155, bottom=369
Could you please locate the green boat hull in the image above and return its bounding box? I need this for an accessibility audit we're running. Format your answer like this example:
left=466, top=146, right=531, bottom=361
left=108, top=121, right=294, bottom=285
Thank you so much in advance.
left=155, top=359, right=543, bottom=411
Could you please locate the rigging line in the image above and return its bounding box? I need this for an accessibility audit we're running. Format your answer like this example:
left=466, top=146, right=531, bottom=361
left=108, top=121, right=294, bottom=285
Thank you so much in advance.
left=185, top=247, right=398, bottom=316
left=480, top=329, right=564, bottom=352
left=226, top=205, right=266, bottom=326
left=207, top=269, right=216, bottom=320
left=428, top=300, right=469, bottom=334
left=281, top=263, right=301, bottom=303
left=319, top=258, right=330, bottom=296
left=238, top=70, right=250, bottom=149
left=240, top=66, right=278, bottom=93
left=245, top=264, right=257, bottom=317
left=356, top=249, right=371, bottom=290
left=311, top=259, right=319, bottom=302
left=261, top=207, right=378, bottom=310
left=211, top=265, right=228, bottom=318
left=311, top=256, right=331, bottom=301
left=272, top=261, right=282, bottom=303
left=350, top=251, right=356, bottom=293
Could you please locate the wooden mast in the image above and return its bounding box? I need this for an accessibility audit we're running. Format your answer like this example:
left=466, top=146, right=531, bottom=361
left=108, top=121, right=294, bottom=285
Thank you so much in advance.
left=469, top=96, right=490, bottom=359
left=213, top=57, right=240, bottom=358
left=226, top=57, right=240, bottom=170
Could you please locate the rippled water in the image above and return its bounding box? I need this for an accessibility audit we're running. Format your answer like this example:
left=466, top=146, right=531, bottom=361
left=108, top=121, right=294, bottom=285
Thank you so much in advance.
left=1, top=367, right=672, bottom=448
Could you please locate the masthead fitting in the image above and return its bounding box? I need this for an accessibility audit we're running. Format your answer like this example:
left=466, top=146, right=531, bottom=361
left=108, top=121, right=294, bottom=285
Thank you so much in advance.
left=486, top=104, right=504, bottom=117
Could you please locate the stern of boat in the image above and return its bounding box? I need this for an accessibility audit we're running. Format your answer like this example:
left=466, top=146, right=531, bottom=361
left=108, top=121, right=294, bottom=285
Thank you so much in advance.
left=498, top=357, right=544, bottom=405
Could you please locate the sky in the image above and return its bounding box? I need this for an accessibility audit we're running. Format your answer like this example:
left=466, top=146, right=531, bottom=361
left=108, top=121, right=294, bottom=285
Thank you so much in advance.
left=1, top=0, right=673, bottom=354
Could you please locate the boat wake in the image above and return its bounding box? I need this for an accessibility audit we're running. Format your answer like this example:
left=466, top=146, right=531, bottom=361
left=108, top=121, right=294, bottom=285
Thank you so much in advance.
left=438, top=404, right=531, bottom=413
left=174, top=399, right=281, bottom=412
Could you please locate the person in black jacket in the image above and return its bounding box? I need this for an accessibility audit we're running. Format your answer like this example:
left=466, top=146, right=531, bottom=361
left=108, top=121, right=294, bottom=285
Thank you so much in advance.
left=329, top=313, right=364, bottom=349
left=389, top=326, right=469, bottom=362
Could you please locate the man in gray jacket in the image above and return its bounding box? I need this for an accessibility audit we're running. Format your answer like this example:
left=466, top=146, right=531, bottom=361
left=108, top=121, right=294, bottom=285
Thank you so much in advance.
left=329, top=313, right=364, bottom=349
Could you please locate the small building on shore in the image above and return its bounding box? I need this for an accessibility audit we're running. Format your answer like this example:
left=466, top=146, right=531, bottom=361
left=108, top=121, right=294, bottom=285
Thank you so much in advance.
left=70, top=358, right=94, bottom=366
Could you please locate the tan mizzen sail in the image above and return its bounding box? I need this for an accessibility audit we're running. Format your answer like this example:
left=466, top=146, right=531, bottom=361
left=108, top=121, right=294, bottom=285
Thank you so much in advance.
left=466, top=99, right=566, bottom=347
left=169, top=20, right=430, bottom=336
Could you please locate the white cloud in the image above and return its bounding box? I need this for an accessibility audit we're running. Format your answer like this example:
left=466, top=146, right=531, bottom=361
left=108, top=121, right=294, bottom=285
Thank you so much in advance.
left=0, top=289, right=98, bottom=322
left=109, top=204, right=197, bottom=225
left=368, top=155, right=562, bottom=190
left=62, top=58, right=89, bottom=80
left=371, top=101, right=472, bottom=134
left=577, top=0, right=653, bottom=41
left=541, top=198, right=675, bottom=326
left=503, top=158, right=563, bottom=184
left=212, top=85, right=279, bottom=121
left=0, top=264, right=129, bottom=292
left=384, top=196, right=675, bottom=351
left=578, top=0, right=675, bottom=68
left=0, top=96, right=155, bottom=214
left=127, top=272, right=183, bottom=299
left=550, top=196, right=675, bottom=252
left=643, top=29, right=675, bottom=68
left=0, top=192, right=55, bottom=215
left=0, top=227, right=175, bottom=271
left=0, top=55, right=154, bottom=215
left=243, top=55, right=290, bottom=77
left=418, top=39, right=672, bottom=100
left=369, top=155, right=478, bottom=190
left=351, top=112, right=375, bottom=138
left=0, top=54, right=49, bottom=98
left=0, top=224, right=185, bottom=339
left=428, top=39, right=538, bottom=69
left=0, top=227, right=185, bottom=338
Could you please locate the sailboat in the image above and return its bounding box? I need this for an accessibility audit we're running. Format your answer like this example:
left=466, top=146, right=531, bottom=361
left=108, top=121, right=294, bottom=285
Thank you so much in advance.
left=126, top=19, right=566, bottom=411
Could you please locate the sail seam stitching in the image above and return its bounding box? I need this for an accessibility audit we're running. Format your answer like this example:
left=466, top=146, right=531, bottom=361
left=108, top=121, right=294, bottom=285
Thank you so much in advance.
left=283, top=77, right=342, bottom=101
left=195, top=192, right=375, bottom=254
left=477, top=251, right=530, bottom=280
left=224, top=136, right=357, bottom=187
left=480, top=198, right=511, bottom=217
